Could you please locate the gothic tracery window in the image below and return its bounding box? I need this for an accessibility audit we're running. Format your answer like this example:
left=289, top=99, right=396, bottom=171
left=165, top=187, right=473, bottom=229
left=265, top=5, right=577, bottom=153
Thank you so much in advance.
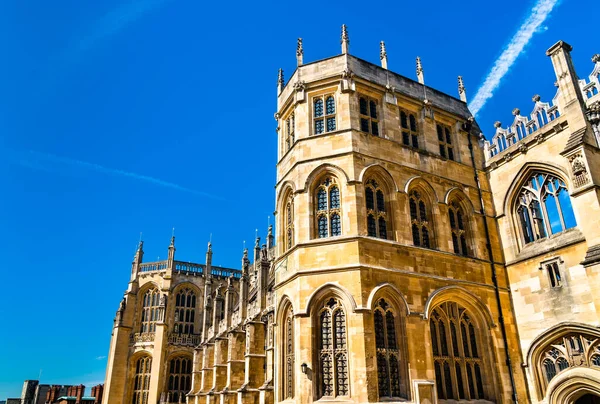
left=359, top=96, right=379, bottom=136
left=516, top=172, right=577, bottom=245
left=430, top=302, right=485, bottom=401
left=285, top=196, right=294, bottom=251
left=400, top=110, right=419, bottom=148
left=174, top=288, right=196, bottom=334
left=314, top=95, right=336, bottom=135
left=374, top=299, right=406, bottom=399
left=319, top=298, right=349, bottom=398
left=448, top=201, right=469, bottom=256
left=366, top=179, right=389, bottom=239
left=316, top=177, right=341, bottom=238
left=167, top=356, right=192, bottom=403
left=140, top=288, right=160, bottom=333
left=409, top=190, right=431, bottom=248
left=285, top=113, right=295, bottom=151
left=132, top=356, right=152, bottom=404
left=284, top=308, right=295, bottom=399
left=437, top=124, right=454, bottom=161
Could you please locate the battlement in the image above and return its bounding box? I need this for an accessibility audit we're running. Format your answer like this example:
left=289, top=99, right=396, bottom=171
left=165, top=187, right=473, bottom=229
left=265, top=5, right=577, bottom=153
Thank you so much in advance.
left=139, top=259, right=241, bottom=279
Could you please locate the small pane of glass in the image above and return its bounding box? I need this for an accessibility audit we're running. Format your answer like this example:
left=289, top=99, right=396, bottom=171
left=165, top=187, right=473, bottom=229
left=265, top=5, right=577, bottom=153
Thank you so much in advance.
left=326, top=96, right=335, bottom=114
left=314, top=99, right=324, bottom=117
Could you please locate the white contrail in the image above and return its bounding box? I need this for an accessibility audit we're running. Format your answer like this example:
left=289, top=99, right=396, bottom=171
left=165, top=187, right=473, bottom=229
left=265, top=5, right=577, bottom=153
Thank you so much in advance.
left=15, top=149, right=222, bottom=200
left=469, top=0, right=560, bottom=116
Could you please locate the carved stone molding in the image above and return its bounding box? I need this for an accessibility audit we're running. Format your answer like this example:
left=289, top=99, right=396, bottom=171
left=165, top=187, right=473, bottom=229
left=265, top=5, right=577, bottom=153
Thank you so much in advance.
left=569, top=153, right=591, bottom=188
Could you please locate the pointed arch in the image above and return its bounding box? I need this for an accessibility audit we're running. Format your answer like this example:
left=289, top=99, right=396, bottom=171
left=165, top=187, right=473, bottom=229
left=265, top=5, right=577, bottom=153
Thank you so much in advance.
left=424, top=286, right=495, bottom=329
left=299, top=282, right=357, bottom=316
left=404, top=176, right=439, bottom=203
left=278, top=296, right=296, bottom=400
left=445, top=188, right=476, bottom=257
left=276, top=181, right=297, bottom=212
left=362, top=168, right=395, bottom=240
left=302, top=163, right=350, bottom=192
left=358, top=164, right=399, bottom=193
left=444, top=188, right=476, bottom=213
left=366, top=283, right=410, bottom=316
left=547, top=368, right=600, bottom=404
left=406, top=177, right=437, bottom=249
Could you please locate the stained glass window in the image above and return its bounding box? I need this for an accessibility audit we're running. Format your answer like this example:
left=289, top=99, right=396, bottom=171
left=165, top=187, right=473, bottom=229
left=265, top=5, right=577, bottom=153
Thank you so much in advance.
left=166, top=357, right=192, bottom=403
left=517, top=172, right=577, bottom=246
left=319, top=298, right=349, bottom=398
left=409, top=191, right=431, bottom=248
left=140, top=288, right=160, bottom=333
left=374, top=299, right=406, bottom=399
left=365, top=179, right=389, bottom=239
left=132, top=356, right=152, bottom=404
left=449, top=201, right=469, bottom=256
left=314, top=95, right=336, bottom=135
left=359, top=96, right=379, bottom=136
left=400, top=110, right=419, bottom=148
left=315, top=177, right=341, bottom=238
left=430, top=302, right=485, bottom=401
left=174, top=288, right=196, bottom=335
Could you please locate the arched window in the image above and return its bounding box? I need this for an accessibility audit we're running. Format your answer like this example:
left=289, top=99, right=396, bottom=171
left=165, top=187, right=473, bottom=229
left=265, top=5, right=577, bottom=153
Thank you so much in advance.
left=409, top=190, right=431, bottom=248
left=516, top=172, right=577, bottom=245
left=374, top=298, right=407, bottom=399
left=132, top=356, right=152, bottom=404
left=539, top=334, right=600, bottom=385
left=359, top=96, right=379, bottom=136
left=314, top=95, right=336, bottom=135
left=285, top=113, right=295, bottom=151
left=430, top=302, right=485, bottom=401
left=437, top=124, right=454, bottom=160
left=315, top=177, right=342, bottom=238
left=284, top=195, right=294, bottom=251
left=167, top=357, right=192, bottom=403
left=174, top=288, right=196, bottom=335
left=365, top=179, right=389, bottom=239
left=284, top=308, right=295, bottom=399
left=318, top=298, right=349, bottom=398
left=140, top=288, right=160, bottom=333
left=400, top=110, right=419, bottom=148
left=448, top=201, right=469, bottom=256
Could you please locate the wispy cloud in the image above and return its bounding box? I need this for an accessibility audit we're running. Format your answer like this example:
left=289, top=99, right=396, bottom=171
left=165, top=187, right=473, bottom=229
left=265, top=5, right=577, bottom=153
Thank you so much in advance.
left=469, top=0, right=561, bottom=116
left=10, top=149, right=222, bottom=200
left=95, top=355, right=107, bottom=360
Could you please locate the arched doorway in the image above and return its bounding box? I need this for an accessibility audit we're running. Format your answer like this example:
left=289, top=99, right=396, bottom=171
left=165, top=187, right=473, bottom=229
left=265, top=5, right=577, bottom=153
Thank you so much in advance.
left=576, top=394, right=600, bottom=404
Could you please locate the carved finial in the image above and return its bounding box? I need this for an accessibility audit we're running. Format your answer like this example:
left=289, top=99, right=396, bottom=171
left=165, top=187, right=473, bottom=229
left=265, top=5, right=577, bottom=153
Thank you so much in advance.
left=137, top=240, right=144, bottom=252
left=494, top=121, right=502, bottom=128
left=341, top=24, right=349, bottom=54
left=592, top=54, right=600, bottom=63
left=207, top=241, right=212, bottom=252
left=532, top=94, right=541, bottom=102
left=512, top=108, right=521, bottom=116
left=416, top=57, right=424, bottom=85
left=458, top=76, right=467, bottom=103
left=380, top=41, right=388, bottom=69
left=296, top=38, right=303, bottom=66
left=169, top=235, right=175, bottom=247
left=277, top=68, right=284, bottom=95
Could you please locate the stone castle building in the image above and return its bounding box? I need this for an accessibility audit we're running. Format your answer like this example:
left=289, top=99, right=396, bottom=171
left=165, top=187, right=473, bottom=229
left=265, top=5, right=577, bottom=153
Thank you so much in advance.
left=102, top=26, right=600, bottom=404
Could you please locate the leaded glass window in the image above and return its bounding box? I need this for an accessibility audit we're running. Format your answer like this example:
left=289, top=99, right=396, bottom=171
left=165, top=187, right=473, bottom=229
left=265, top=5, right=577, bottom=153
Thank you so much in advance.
left=516, top=172, right=577, bottom=245
left=314, top=95, right=336, bottom=135
left=284, top=309, right=295, bottom=399
left=409, top=191, right=431, bottom=248
left=166, top=357, right=192, bottom=403
left=365, top=179, right=389, bottom=239
left=448, top=202, right=469, bottom=256
left=437, top=124, right=454, bottom=161
left=359, top=96, right=379, bottom=136
left=174, top=288, right=196, bottom=335
left=319, top=298, right=349, bottom=398
left=315, top=177, right=342, bottom=238
left=285, top=113, right=295, bottom=152
left=140, top=288, right=160, bottom=333
left=285, top=197, right=294, bottom=251
left=400, top=110, right=419, bottom=148
left=132, top=356, right=152, bottom=404
left=539, top=334, right=600, bottom=388
left=374, top=299, right=406, bottom=399
left=430, top=302, right=485, bottom=401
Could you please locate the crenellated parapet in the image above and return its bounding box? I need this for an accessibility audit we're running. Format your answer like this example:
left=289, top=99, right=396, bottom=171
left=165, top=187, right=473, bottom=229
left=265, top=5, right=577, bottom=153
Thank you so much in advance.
left=578, top=53, right=600, bottom=104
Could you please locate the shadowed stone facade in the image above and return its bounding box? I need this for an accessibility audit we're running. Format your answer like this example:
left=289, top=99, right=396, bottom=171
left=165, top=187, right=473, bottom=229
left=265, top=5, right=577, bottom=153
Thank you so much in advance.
left=102, top=27, right=600, bottom=404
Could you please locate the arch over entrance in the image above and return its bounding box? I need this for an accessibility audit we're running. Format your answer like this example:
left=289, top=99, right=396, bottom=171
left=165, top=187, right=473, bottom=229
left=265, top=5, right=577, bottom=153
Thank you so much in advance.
left=576, top=394, right=600, bottom=404
left=547, top=367, right=600, bottom=404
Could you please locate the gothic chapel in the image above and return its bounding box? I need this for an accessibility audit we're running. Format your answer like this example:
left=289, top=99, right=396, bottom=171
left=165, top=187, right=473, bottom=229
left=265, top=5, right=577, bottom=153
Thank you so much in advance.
left=102, top=26, right=600, bottom=404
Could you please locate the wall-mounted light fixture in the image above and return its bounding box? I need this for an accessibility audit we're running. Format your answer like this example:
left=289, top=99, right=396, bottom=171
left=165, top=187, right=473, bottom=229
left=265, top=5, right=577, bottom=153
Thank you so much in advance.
left=301, top=363, right=308, bottom=374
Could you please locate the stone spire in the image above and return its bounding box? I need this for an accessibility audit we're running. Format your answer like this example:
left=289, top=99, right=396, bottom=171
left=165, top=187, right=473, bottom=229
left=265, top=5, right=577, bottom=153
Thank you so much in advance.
left=130, top=240, right=144, bottom=281
left=592, top=54, right=600, bottom=63
left=458, top=76, right=467, bottom=103
left=296, top=38, right=303, bottom=66
left=341, top=24, right=349, bottom=54
left=204, top=241, right=212, bottom=278
left=267, top=224, right=274, bottom=250
left=380, top=41, right=388, bottom=69
left=277, top=68, right=284, bottom=95
left=167, top=235, right=176, bottom=262
left=416, top=57, right=424, bottom=84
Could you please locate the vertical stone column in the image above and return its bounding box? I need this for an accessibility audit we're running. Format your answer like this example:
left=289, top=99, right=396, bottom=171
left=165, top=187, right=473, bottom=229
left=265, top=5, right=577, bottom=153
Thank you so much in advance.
left=209, top=335, right=228, bottom=403
left=221, top=330, right=245, bottom=404
left=189, top=348, right=204, bottom=404
left=259, top=313, right=274, bottom=404
left=198, top=343, right=215, bottom=403
left=148, top=294, right=168, bottom=404
left=237, top=321, right=266, bottom=404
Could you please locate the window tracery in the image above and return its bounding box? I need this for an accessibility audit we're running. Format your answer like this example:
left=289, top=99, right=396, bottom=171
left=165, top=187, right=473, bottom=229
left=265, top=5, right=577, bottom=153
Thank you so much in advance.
left=132, top=356, right=152, bottom=404
left=409, top=190, right=431, bottom=248
left=319, top=298, right=349, bottom=398
left=400, top=110, right=419, bottom=148
left=283, top=308, right=295, bottom=399
left=437, top=124, right=454, bottom=161
left=315, top=177, right=341, bottom=238
left=285, top=113, right=295, bottom=151
left=359, top=96, right=379, bottom=136
left=365, top=179, right=389, bottom=239
left=140, top=288, right=160, bottom=333
left=516, top=172, right=577, bottom=245
left=374, top=298, right=406, bottom=399
left=430, top=302, right=485, bottom=401
left=174, top=288, right=196, bottom=335
left=314, top=95, right=336, bottom=135
left=448, top=201, right=469, bottom=256
left=285, top=196, right=294, bottom=251
left=166, top=356, right=192, bottom=403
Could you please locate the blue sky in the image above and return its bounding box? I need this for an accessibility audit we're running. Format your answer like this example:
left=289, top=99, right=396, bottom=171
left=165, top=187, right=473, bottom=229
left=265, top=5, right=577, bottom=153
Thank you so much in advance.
left=0, top=0, right=596, bottom=399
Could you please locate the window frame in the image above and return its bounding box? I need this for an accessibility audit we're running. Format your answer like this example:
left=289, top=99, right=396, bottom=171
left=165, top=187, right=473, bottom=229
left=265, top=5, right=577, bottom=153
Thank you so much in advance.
left=173, top=287, right=197, bottom=335
left=313, top=94, right=337, bottom=135
left=284, top=112, right=295, bottom=152
left=409, top=190, right=433, bottom=249
left=400, top=109, right=420, bottom=148
left=284, top=195, right=294, bottom=251
left=436, top=123, right=455, bottom=161
left=448, top=201, right=470, bottom=257
left=314, top=176, right=342, bottom=239
left=140, top=288, right=160, bottom=334
left=166, top=356, right=192, bottom=403
left=539, top=257, right=565, bottom=289
left=359, top=95, right=380, bottom=136
left=365, top=179, right=390, bottom=240
left=131, top=355, right=152, bottom=404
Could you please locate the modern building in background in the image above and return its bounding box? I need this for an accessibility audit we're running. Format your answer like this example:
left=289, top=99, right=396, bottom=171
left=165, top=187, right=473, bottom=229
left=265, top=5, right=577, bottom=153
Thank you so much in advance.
left=102, top=26, right=600, bottom=404
left=4, top=381, right=103, bottom=404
